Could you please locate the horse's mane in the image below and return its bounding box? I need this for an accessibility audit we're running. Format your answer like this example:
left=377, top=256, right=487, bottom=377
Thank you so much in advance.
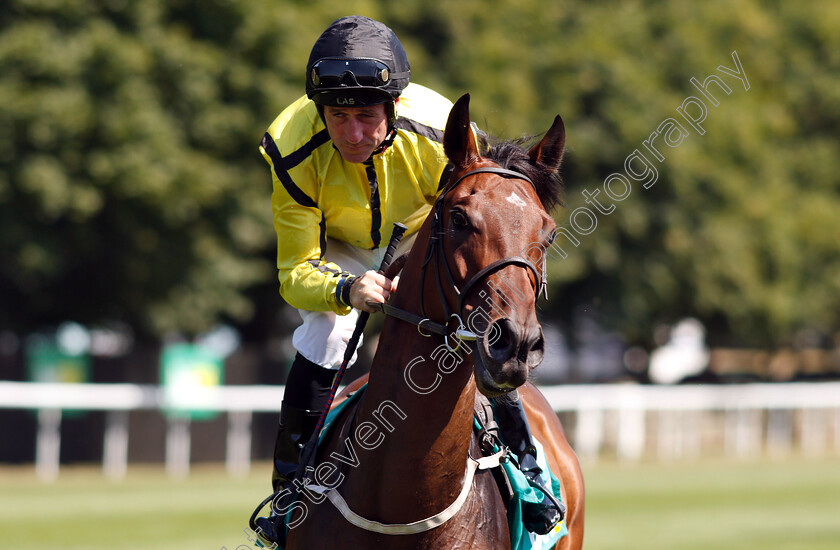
left=483, top=136, right=565, bottom=212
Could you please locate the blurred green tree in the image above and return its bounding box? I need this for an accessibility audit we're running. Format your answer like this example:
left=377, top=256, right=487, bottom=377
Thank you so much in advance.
left=0, top=0, right=285, bottom=337
left=1, top=0, right=837, bottom=349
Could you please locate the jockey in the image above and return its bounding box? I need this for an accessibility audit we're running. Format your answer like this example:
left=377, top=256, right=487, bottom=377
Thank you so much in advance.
left=254, top=15, right=561, bottom=544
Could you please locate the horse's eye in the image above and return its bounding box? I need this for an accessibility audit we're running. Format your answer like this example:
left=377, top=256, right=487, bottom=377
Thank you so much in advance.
left=450, top=210, right=469, bottom=228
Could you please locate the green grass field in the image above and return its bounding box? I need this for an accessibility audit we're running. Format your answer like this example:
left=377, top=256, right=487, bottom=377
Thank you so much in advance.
left=1, top=457, right=838, bottom=549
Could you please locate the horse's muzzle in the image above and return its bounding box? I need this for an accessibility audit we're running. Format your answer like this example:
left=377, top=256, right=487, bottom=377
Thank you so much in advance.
left=476, top=318, right=545, bottom=392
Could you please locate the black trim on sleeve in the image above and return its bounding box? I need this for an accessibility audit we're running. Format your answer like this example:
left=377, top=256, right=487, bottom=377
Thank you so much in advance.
left=394, top=117, right=444, bottom=143
left=319, top=213, right=327, bottom=257
left=364, top=160, right=382, bottom=249
left=306, top=258, right=340, bottom=275
left=283, top=129, right=331, bottom=169
left=260, top=131, right=330, bottom=208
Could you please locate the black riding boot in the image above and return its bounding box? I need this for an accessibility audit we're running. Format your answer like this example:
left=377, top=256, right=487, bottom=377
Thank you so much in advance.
left=269, top=402, right=322, bottom=491
left=253, top=353, right=336, bottom=546
left=493, top=393, right=565, bottom=535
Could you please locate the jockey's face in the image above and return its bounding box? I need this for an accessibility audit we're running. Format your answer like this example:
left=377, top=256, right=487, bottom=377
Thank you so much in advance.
left=323, top=103, right=390, bottom=164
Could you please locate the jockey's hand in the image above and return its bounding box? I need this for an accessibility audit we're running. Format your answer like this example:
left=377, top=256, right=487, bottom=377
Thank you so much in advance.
left=349, top=270, right=396, bottom=313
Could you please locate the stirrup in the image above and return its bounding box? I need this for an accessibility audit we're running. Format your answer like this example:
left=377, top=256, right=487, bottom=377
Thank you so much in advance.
left=249, top=490, right=286, bottom=548
left=249, top=402, right=321, bottom=547
left=521, top=471, right=565, bottom=535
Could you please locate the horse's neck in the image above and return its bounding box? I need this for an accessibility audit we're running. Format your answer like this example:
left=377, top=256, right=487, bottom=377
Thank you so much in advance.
left=345, top=272, right=477, bottom=511
left=359, top=315, right=476, bottom=467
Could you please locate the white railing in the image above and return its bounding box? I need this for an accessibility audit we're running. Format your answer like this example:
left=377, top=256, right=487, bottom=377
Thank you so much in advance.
left=1, top=381, right=839, bottom=480
left=541, top=383, right=840, bottom=462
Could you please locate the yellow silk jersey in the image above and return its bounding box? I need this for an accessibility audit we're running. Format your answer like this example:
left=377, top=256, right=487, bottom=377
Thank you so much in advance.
left=260, top=83, right=453, bottom=314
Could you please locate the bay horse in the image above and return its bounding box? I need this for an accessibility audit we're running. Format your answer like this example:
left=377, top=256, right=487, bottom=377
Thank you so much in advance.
left=283, top=94, right=584, bottom=549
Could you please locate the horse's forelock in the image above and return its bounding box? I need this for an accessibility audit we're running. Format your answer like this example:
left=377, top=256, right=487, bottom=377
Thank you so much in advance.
left=484, top=138, right=564, bottom=212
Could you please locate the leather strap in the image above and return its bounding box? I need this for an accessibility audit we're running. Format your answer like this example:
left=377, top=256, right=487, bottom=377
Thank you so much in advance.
left=374, top=303, right=449, bottom=337
left=306, top=448, right=505, bottom=535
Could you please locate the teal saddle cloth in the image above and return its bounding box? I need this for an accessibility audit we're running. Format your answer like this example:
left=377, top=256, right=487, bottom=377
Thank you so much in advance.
left=316, top=385, right=568, bottom=550
left=483, top=418, right=569, bottom=549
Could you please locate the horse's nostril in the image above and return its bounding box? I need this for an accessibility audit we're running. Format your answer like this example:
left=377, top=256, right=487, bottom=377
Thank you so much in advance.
left=487, top=318, right=515, bottom=360
left=518, top=329, right=545, bottom=364
left=489, top=321, right=511, bottom=352
left=484, top=319, right=545, bottom=372
left=531, top=334, right=545, bottom=354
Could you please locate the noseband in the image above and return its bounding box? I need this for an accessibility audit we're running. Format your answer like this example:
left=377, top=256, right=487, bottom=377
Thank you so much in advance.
left=376, top=166, right=548, bottom=345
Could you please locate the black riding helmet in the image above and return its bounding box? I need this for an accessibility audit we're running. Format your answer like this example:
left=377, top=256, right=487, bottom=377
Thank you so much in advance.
left=306, top=16, right=410, bottom=125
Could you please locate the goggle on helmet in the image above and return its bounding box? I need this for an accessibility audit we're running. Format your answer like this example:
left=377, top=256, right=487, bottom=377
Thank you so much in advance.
left=308, top=57, right=409, bottom=107
left=305, top=16, right=411, bottom=112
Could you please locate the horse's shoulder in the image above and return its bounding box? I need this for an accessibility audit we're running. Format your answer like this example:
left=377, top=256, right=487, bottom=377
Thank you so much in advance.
left=519, top=382, right=565, bottom=434
left=332, top=374, right=369, bottom=409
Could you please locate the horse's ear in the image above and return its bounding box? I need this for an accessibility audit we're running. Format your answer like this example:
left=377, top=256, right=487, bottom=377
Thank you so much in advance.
left=528, top=115, right=565, bottom=171
left=444, top=93, right=480, bottom=167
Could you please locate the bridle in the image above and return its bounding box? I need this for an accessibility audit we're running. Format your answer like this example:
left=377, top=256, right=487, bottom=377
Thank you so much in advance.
left=375, top=166, right=548, bottom=347
left=298, top=167, right=556, bottom=536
